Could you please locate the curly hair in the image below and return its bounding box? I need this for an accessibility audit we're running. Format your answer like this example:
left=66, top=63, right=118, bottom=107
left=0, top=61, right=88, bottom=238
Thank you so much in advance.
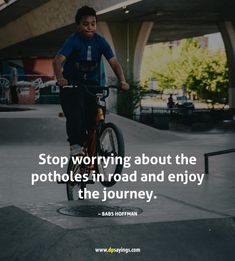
left=75, top=6, right=97, bottom=24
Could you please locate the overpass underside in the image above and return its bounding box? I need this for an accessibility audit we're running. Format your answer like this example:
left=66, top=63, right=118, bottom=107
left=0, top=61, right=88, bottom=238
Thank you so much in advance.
left=0, top=0, right=235, bottom=107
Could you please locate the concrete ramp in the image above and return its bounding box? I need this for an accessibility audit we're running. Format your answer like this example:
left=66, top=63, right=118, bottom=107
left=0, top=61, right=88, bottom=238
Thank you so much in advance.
left=1, top=206, right=235, bottom=261
left=0, top=206, right=65, bottom=261
left=0, top=111, right=182, bottom=145
left=0, top=118, right=66, bottom=144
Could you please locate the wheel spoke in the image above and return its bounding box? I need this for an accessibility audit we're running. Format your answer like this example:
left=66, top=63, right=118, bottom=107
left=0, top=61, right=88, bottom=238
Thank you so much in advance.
left=97, top=123, right=124, bottom=187
left=108, top=129, right=116, bottom=153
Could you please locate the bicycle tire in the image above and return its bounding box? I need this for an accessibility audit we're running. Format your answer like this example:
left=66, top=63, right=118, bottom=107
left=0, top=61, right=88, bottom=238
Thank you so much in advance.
left=66, top=158, right=85, bottom=200
left=96, top=122, right=125, bottom=187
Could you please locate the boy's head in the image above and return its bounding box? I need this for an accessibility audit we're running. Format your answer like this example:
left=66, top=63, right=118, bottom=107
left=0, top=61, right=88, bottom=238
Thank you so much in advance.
left=75, top=6, right=97, bottom=39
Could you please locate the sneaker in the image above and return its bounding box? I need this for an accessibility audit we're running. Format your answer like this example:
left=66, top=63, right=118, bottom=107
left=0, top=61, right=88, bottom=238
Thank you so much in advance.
left=70, top=144, right=84, bottom=156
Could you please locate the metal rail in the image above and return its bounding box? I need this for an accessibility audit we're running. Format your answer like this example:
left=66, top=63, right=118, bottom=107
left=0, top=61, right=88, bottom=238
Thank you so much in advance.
left=204, top=148, right=235, bottom=174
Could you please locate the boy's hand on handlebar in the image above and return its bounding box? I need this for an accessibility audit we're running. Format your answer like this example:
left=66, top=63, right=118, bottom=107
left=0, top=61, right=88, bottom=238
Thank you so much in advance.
left=120, top=81, right=129, bottom=91
left=57, top=78, right=68, bottom=87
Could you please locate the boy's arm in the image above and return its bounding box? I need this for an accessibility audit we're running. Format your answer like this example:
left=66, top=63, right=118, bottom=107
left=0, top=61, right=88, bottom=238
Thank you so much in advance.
left=108, top=57, right=129, bottom=90
left=53, top=54, right=68, bottom=86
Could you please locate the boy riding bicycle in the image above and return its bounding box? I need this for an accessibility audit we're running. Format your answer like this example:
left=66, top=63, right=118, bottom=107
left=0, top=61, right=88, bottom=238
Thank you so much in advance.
left=53, top=6, right=129, bottom=157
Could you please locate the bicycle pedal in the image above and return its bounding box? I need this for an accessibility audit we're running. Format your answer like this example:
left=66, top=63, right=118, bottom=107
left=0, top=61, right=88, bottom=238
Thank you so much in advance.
left=87, top=164, right=95, bottom=171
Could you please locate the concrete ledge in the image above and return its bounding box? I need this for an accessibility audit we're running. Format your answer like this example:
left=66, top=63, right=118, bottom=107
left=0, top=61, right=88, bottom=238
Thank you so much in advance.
left=0, top=206, right=65, bottom=261
left=0, top=117, right=66, bottom=144
left=1, top=205, right=235, bottom=261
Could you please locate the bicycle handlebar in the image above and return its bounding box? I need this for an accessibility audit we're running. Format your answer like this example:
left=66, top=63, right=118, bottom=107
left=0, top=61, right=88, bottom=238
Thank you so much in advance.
left=59, top=84, right=119, bottom=99
left=61, top=85, right=118, bottom=89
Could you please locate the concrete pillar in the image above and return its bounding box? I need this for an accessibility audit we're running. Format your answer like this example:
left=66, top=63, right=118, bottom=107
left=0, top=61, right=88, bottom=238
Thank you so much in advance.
left=97, top=21, right=117, bottom=112
left=219, top=21, right=235, bottom=108
left=98, top=21, right=154, bottom=82
left=97, top=21, right=116, bottom=84
left=107, top=21, right=153, bottom=81
left=97, top=21, right=153, bottom=112
left=133, top=22, right=154, bottom=82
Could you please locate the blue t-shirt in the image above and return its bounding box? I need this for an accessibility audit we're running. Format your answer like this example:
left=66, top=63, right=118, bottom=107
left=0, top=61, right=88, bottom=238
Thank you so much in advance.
left=58, top=32, right=114, bottom=85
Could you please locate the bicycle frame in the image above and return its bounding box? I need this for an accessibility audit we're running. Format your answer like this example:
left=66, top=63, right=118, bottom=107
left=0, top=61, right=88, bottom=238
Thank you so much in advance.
left=64, top=84, right=116, bottom=161
left=86, top=103, right=105, bottom=158
left=63, top=84, right=125, bottom=199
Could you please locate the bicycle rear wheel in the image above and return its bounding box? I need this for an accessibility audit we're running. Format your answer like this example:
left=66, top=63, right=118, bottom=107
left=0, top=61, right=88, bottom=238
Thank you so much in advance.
left=96, top=122, right=125, bottom=187
left=66, top=158, right=85, bottom=200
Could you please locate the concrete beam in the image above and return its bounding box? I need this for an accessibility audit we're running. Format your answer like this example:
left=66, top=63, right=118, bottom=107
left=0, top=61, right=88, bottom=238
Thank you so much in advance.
left=0, top=0, right=123, bottom=50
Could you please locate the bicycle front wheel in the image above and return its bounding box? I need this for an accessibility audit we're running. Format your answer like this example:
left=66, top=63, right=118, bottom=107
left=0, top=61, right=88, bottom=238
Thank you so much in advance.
left=96, top=122, right=125, bottom=187
left=66, top=158, right=85, bottom=200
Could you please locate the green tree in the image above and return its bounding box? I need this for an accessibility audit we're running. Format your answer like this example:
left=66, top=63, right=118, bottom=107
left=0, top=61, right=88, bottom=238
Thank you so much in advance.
left=186, top=51, right=229, bottom=103
left=141, top=38, right=229, bottom=104
left=117, top=81, right=144, bottom=119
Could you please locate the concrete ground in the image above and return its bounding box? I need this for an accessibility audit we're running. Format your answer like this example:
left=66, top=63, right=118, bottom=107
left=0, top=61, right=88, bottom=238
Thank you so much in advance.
left=0, top=104, right=235, bottom=261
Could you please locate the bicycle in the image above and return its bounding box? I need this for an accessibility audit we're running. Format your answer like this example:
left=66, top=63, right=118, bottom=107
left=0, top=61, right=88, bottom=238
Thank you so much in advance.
left=63, top=84, right=125, bottom=200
